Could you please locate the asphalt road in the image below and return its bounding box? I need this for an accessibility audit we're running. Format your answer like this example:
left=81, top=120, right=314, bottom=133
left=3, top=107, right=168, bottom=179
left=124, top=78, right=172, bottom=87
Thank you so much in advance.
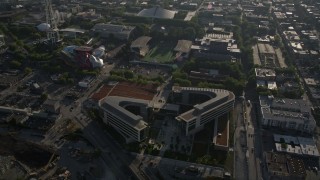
left=80, top=121, right=139, bottom=180
left=54, top=63, right=146, bottom=180
left=245, top=101, right=263, bottom=180
left=234, top=100, right=249, bottom=180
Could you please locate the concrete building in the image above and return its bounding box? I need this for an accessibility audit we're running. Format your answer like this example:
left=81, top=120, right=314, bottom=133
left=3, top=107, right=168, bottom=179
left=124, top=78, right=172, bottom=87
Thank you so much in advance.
left=174, top=40, right=192, bottom=60
left=91, top=23, right=136, bottom=40
left=257, top=43, right=276, bottom=67
left=174, top=87, right=235, bottom=150
left=96, top=82, right=234, bottom=148
left=274, top=134, right=319, bottom=157
left=255, top=68, right=276, bottom=81
left=130, top=36, right=152, bottom=57
left=43, top=99, right=60, bottom=114
left=191, top=32, right=241, bottom=61
left=259, top=96, right=316, bottom=133
left=99, top=96, right=149, bottom=142
left=266, top=152, right=306, bottom=180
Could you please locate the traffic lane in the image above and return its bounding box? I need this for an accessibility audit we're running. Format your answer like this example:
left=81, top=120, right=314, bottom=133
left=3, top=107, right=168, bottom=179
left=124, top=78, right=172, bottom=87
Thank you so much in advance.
left=83, top=129, right=131, bottom=180
left=81, top=121, right=140, bottom=180
left=234, top=128, right=248, bottom=180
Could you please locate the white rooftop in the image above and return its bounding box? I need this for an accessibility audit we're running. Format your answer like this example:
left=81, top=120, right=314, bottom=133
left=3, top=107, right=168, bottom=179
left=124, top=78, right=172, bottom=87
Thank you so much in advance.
left=274, top=134, right=320, bottom=157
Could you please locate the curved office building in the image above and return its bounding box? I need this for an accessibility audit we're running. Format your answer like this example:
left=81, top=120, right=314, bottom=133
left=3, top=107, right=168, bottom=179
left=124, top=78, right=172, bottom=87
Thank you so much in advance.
left=174, top=87, right=235, bottom=136
left=99, top=96, right=149, bottom=142
left=97, top=83, right=235, bottom=145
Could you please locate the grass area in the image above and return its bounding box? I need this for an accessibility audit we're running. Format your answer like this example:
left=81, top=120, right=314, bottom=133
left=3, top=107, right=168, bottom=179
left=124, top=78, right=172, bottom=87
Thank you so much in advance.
left=143, top=41, right=175, bottom=64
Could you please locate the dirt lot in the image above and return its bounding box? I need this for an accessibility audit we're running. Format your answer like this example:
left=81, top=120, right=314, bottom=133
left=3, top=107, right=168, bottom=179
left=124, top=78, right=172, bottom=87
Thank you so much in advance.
left=0, top=134, right=54, bottom=168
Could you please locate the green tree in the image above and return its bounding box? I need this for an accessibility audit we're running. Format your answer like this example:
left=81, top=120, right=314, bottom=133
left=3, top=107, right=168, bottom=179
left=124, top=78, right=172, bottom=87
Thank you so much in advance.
left=124, top=70, right=134, bottom=79
left=184, top=27, right=196, bottom=40
left=24, top=67, right=32, bottom=75
left=274, top=34, right=281, bottom=46
left=10, top=60, right=22, bottom=68
left=40, top=93, right=48, bottom=101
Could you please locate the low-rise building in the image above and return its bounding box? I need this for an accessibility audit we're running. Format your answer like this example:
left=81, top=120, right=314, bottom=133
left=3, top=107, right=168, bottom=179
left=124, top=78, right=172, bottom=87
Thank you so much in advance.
left=130, top=36, right=152, bottom=57
left=266, top=152, right=306, bottom=180
left=274, top=134, right=320, bottom=157
left=174, top=40, right=192, bottom=60
left=43, top=99, right=60, bottom=114
left=91, top=23, right=136, bottom=40
left=255, top=68, right=277, bottom=90
left=192, top=32, right=241, bottom=61
left=255, top=68, right=276, bottom=81
left=257, top=43, right=276, bottom=67
left=259, top=96, right=316, bottom=133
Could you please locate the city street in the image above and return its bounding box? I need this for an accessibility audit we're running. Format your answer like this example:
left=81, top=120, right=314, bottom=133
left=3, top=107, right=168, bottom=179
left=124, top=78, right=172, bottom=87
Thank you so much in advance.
left=233, top=99, right=249, bottom=180
left=245, top=100, right=264, bottom=180
left=36, top=62, right=146, bottom=180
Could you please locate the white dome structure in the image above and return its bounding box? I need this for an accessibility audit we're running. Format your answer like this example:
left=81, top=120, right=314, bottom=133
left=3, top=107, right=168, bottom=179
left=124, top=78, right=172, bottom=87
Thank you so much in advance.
left=36, top=23, right=51, bottom=31
left=89, top=55, right=104, bottom=68
left=92, top=46, right=105, bottom=58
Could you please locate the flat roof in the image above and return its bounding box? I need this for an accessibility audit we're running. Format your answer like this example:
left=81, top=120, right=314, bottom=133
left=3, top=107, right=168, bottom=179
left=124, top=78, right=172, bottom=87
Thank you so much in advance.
left=131, top=36, right=152, bottom=48
left=60, top=28, right=86, bottom=33
left=176, top=87, right=234, bottom=122
left=266, top=152, right=306, bottom=177
left=91, top=23, right=135, bottom=33
left=215, top=116, right=229, bottom=147
left=91, top=82, right=158, bottom=101
left=260, top=96, right=315, bottom=124
left=174, top=40, right=192, bottom=53
left=304, top=78, right=318, bottom=86
left=267, top=81, right=277, bottom=90
left=255, top=68, right=276, bottom=78
left=257, top=43, right=275, bottom=54
left=273, top=134, right=320, bottom=157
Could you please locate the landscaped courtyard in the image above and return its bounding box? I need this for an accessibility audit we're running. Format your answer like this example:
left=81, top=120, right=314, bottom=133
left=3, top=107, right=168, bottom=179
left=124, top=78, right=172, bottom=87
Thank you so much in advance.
left=143, top=41, right=176, bottom=64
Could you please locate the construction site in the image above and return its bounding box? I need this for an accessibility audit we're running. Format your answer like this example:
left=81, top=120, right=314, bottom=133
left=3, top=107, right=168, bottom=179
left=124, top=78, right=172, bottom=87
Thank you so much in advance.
left=0, top=134, right=59, bottom=179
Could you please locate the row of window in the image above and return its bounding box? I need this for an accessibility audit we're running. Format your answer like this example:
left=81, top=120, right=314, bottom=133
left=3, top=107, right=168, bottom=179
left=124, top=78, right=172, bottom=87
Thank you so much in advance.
left=105, top=112, right=140, bottom=141
left=200, top=101, right=234, bottom=125
left=265, top=119, right=311, bottom=131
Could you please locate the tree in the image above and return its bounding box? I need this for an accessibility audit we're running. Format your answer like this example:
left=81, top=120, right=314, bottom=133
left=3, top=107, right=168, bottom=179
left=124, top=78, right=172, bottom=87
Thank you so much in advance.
left=24, top=67, right=32, bottom=75
left=10, top=60, right=22, bottom=68
left=40, top=93, right=48, bottom=102
left=174, top=78, right=191, bottom=86
left=184, top=27, right=196, bottom=40
left=274, top=35, right=281, bottom=46
left=32, top=33, right=41, bottom=40
left=123, top=70, right=134, bottom=79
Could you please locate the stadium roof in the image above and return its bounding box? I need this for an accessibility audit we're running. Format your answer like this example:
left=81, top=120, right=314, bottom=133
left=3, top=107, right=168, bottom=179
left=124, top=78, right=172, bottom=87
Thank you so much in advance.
left=137, top=6, right=176, bottom=19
